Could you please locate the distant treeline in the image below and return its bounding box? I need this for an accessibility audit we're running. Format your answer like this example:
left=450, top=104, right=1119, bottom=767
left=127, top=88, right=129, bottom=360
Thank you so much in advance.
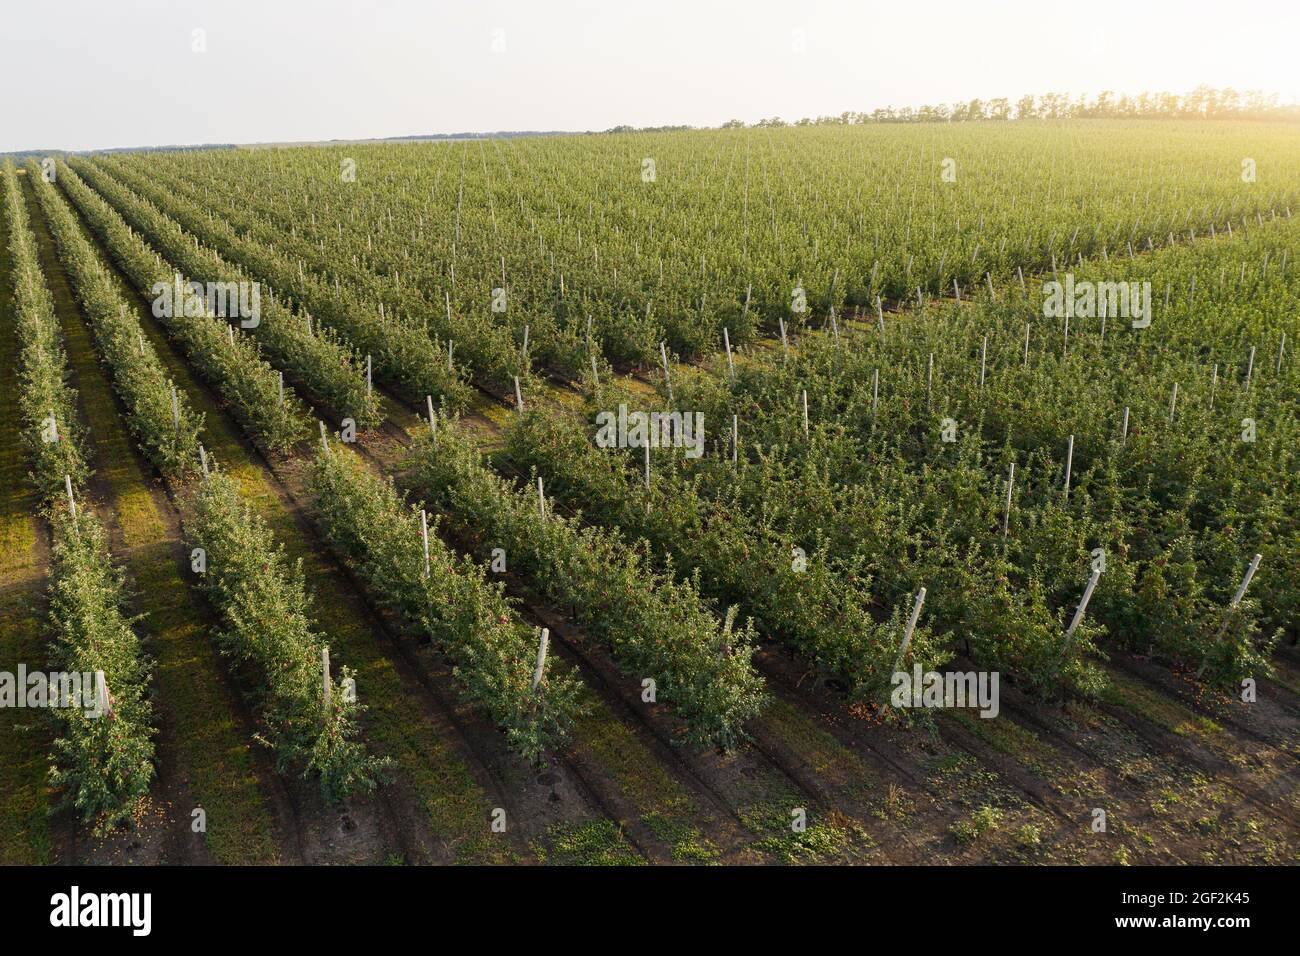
left=728, top=87, right=1300, bottom=128
left=0, top=144, right=234, bottom=162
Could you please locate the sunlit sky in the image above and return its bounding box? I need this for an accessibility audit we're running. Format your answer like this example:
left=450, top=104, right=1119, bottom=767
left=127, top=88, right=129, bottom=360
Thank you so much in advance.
left=5, top=0, right=1298, bottom=152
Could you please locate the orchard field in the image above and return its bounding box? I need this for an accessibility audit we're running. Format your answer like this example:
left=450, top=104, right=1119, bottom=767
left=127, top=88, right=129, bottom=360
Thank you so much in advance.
left=1, top=119, right=1297, bottom=865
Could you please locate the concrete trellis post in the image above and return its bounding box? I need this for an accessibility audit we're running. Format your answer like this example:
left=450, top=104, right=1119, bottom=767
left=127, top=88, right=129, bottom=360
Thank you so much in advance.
left=514, top=376, right=524, bottom=412
left=590, top=353, right=599, bottom=385
left=660, top=342, right=674, bottom=403
left=927, top=353, right=934, bottom=407
left=65, top=475, right=76, bottom=518
left=420, top=509, right=431, bottom=578
left=1210, top=364, right=1218, bottom=410
left=426, top=395, right=437, bottom=439
left=778, top=317, right=789, bottom=357
left=723, top=327, right=734, bottom=380
left=892, top=587, right=927, bottom=673
left=1197, top=554, right=1263, bottom=677
left=801, top=389, right=809, bottom=436
left=278, top=372, right=285, bottom=406
left=1121, top=407, right=1129, bottom=445
left=1278, top=332, right=1287, bottom=374
left=875, top=297, right=885, bottom=336
left=979, top=334, right=988, bottom=389
left=1062, top=567, right=1102, bottom=645
left=366, top=354, right=373, bottom=399
left=447, top=340, right=454, bottom=374
left=1023, top=323, right=1031, bottom=366
left=536, top=476, right=546, bottom=518
left=1245, top=345, right=1255, bottom=390
left=531, top=628, right=550, bottom=693
left=731, top=414, right=738, bottom=465
left=1002, top=462, right=1015, bottom=537
left=199, top=444, right=209, bottom=477
left=1063, top=435, right=1074, bottom=500
left=1223, top=554, right=1263, bottom=622
left=322, top=647, right=332, bottom=710
left=1168, top=382, right=1179, bottom=423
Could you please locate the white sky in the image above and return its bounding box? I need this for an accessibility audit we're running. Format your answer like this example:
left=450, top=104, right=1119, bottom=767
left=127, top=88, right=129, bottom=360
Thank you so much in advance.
left=4, top=0, right=1298, bottom=152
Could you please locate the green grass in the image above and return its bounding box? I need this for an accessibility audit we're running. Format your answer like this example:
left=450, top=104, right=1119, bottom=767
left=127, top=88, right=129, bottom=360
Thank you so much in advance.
left=571, top=684, right=719, bottom=863
left=0, top=589, right=54, bottom=863
left=533, top=820, right=643, bottom=866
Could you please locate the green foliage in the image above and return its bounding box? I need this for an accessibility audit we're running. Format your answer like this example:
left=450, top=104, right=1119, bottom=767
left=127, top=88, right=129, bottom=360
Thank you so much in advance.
left=307, top=445, right=580, bottom=763
left=69, top=158, right=382, bottom=428
left=46, top=503, right=156, bottom=833
left=2, top=162, right=90, bottom=500
left=29, top=164, right=203, bottom=478
left=187, top=471, right=382, bottom=799
left=55, top=161, right=306, bottom=452
left=408, top=417, right=767, bottom=750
